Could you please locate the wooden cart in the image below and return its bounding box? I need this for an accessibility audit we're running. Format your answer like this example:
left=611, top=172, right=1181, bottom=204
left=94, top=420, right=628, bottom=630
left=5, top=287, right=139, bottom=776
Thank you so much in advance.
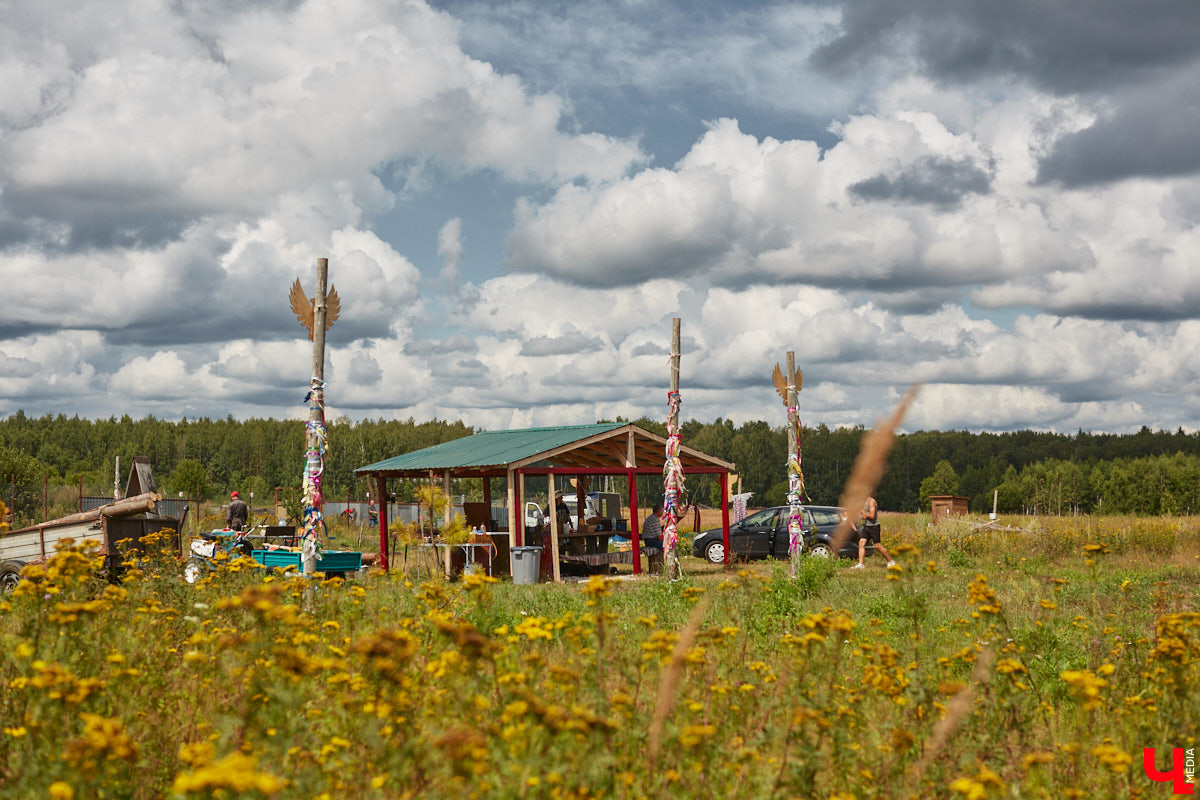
left=0, top=492, right=182, bottom=591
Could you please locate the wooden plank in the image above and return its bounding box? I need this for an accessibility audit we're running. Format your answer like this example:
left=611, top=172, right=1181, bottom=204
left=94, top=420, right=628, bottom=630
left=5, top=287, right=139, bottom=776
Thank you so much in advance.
left=0, top=520, right=103, bottom=563
left=507, top=469, right=518, bottom=546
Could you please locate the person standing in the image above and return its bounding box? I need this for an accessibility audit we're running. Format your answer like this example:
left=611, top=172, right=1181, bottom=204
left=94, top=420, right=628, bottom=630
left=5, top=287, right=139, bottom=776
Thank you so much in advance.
left=852, top=496, right=894, bottom=569
left=227, top=490, right=249, bottom=532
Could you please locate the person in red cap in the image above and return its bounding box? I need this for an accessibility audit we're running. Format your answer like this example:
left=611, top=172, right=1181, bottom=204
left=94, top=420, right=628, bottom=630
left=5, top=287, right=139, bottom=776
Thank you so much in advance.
left=227, top=490, right=249, bottom=532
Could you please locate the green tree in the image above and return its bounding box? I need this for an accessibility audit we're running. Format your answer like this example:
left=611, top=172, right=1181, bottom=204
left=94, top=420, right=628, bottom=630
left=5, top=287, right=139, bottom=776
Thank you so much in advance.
left=170, top=459, right=210, bottom=498
left=919, top=460, right=960, bottom=510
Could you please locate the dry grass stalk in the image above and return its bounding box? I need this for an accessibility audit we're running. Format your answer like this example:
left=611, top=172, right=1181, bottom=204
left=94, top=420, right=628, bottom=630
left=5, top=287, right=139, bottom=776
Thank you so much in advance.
left=829, top=385, right=921, bottom=554
left=648, top=596, right=712, bottom=764
left=912, top=646, right=996, bottom=780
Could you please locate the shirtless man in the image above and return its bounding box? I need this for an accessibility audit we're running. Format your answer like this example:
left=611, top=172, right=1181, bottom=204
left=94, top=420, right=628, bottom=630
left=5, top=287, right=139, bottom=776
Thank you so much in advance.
left=851, top=496, right=895, bottom=569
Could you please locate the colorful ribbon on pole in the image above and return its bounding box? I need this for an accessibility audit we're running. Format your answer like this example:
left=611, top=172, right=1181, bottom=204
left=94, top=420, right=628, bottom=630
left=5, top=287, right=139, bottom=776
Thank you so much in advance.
left=786, top=404, right=806, bottom=574
left=662, top=389, right=684, bottom=579
left=301, top=379, right=328, bottom=563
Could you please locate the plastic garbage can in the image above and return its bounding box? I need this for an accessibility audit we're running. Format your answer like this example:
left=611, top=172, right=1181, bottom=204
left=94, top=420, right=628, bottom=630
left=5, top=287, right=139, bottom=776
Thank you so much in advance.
left=510, top=546, right=543, bottom=585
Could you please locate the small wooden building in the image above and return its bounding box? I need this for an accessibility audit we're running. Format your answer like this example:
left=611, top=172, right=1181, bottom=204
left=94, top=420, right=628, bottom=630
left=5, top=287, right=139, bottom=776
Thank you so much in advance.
left=354, top=422, right=736, bottom=579
left=930, top=495, right=970, bottom=523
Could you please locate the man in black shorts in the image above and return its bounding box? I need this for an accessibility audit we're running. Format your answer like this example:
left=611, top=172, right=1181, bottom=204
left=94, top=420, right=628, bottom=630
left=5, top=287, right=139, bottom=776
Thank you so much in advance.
left=852, top=496, right=894, bottom=569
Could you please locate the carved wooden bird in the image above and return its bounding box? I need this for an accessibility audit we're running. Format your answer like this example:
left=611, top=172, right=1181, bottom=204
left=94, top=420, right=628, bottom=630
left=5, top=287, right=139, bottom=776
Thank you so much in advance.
left=289, top=278, right=341, bottom=340
left=772, top=363, right=803, bottom=405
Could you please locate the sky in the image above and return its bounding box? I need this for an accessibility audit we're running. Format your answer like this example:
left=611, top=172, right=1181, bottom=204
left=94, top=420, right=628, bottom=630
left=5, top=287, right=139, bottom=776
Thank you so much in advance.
left=1, top=0, right=1198, bottom=435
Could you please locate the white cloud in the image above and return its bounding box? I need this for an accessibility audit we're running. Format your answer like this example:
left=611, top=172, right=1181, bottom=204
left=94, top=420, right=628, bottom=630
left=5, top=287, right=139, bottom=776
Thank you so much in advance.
left=1, top=0, right=1197, bottom=438
left=110, top=351, right=224, bottom=400
left=438, top=218, right=464, bottom=287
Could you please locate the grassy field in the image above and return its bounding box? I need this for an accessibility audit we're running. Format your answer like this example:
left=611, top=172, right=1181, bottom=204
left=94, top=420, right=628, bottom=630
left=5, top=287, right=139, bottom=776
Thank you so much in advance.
left=2, top=514, right=1199, bottom=799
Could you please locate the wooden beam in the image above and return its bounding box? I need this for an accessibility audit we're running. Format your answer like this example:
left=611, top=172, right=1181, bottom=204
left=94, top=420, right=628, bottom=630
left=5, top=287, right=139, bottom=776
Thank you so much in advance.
left=506, top=469, right=518, bottom=547
left=510, top=425, right=632, bottom=469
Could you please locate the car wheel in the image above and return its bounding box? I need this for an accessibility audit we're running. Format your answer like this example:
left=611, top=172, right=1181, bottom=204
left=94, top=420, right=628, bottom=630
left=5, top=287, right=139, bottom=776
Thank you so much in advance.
left=808, top=543, right=832, bottom=559
left=704, top=541, right=725, bottom=564
left=0, top=560, right=25, bottom=593
left=183, top=557, right=209, bottom=585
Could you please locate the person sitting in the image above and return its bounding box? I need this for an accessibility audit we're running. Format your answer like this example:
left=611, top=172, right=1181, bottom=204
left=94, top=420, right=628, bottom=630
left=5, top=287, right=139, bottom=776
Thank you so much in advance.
left=641, top=502, right=664, bottom=551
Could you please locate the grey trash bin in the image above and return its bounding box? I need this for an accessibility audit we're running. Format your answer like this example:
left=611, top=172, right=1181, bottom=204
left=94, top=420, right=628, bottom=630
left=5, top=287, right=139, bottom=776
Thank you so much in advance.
left=510, top=546, right=543, bottom=585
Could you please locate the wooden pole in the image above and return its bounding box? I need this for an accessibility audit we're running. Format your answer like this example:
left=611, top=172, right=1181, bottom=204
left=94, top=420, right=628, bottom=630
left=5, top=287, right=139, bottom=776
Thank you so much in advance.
left=301, top=258, right=329, bottom=578
left=509, top=469, right=520, bottom=547
left=662, top=318, right=684, bottom=580
left=785, top=350, right=802, bottom=576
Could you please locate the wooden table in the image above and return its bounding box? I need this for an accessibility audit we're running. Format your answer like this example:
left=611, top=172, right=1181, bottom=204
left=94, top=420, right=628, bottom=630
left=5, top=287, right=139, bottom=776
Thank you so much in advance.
left=557, top=528, right=611, bottom=556
left=560, top=546, right=661, bottom=568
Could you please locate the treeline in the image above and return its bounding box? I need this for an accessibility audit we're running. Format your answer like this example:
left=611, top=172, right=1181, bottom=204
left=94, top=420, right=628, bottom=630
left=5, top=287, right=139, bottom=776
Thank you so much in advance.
left=655, top=419, right=1200, bottom=515
left=1, top=411, right=1198, bottom=521
left=0, top=411, right=471, bottom=515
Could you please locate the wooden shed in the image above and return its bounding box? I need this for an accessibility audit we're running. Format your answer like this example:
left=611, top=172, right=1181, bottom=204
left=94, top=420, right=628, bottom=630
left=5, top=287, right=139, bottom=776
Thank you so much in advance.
left=930, top=495, right=970, bottom=523
left=354, top=422, right=736, bottom=580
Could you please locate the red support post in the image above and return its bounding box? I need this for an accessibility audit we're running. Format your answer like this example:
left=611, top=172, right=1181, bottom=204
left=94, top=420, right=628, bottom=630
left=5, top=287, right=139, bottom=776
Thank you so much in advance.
left=629, top=471, right=641, bottom=575
left=377, top=476, right=389, bottom=571
left=720, top=472, right=730, bottom=565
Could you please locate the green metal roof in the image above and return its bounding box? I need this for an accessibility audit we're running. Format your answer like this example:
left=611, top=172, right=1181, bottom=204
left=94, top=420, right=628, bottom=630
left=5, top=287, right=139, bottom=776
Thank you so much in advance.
left=354, top=423, right=626, bottom=474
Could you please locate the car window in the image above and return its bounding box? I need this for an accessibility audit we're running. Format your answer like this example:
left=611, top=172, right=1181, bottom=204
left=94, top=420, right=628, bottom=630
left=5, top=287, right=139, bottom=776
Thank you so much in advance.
left=741, top=508, right=778, bottom=527
left=808, top=509, right=843, bottom=526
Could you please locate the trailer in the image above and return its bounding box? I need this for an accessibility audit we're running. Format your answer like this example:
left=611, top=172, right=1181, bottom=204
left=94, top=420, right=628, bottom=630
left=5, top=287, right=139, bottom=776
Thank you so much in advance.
left=0, top=492, right=183, bottom=591
left=184, top=525, right=364, bottom=583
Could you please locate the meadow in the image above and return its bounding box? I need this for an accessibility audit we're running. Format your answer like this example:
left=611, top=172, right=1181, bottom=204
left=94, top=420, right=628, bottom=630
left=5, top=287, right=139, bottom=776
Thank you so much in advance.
left=1, top=514, right=1198, bottom=799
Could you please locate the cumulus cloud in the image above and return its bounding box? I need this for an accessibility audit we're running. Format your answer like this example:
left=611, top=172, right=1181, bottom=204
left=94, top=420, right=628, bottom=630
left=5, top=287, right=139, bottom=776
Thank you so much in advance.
left=1, top=0, right=1197, bottom=437
left=438, top=218, right=464, bottom=287
left=507, top=113, right=1063, bottom=292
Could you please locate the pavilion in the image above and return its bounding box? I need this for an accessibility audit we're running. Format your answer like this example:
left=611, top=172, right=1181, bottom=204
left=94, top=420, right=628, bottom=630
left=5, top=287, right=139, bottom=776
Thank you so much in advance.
left=354, top=422, right=736, bottom=579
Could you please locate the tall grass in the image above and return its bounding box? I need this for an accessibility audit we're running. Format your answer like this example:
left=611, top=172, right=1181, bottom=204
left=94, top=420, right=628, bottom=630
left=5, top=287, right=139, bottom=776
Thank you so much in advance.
left=1, top=516, right=1198, bottom=798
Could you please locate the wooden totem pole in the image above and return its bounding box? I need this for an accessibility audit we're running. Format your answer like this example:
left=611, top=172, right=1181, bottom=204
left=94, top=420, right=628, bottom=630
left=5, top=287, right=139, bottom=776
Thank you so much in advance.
left=772, top=352, right=805, bottom=576
left=290, top=258, right=340, bottom=576
left=662, top=318, right=685, bottom=580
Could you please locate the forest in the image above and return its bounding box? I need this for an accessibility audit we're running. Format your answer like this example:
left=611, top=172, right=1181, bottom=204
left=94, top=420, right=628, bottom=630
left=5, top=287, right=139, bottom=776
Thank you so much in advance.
left=1, top=410, right=1198, bottom=524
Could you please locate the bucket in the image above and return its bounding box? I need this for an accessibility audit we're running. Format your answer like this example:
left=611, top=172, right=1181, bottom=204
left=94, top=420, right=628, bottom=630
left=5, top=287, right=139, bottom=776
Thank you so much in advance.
left=464, top=562, right=484, bottom=577
left=510, top=546, right=543, bottom=585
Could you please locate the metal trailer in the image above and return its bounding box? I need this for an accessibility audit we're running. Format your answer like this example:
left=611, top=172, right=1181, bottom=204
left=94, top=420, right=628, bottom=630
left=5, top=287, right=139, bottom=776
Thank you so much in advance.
left=0, top=492, right=183, bottom=591
left=184, top=525, right=364, bottom=583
